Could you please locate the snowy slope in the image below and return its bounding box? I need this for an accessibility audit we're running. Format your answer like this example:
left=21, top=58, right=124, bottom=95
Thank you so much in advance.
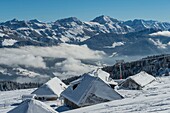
left=1, top=76, right=170, bottom=113
left=0, top=88, right=62, bottom=113
left=64, top=76, right=170, bottom=113
left=0, top=89, right=35, bottom=113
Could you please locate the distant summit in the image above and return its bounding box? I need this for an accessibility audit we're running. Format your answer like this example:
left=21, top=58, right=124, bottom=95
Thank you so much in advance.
left=55, top=17, right=83, bottom=25
left=124, top=19, right=170, bottom=31
left=91, top=15, right=119, bottom=24
left=29, top=19, right=42, bottom=23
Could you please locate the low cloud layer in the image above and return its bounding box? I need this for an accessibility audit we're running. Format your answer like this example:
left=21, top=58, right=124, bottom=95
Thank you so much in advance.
left=150, top=31, right=170, bottom=37
left=0, top=43, right=105, bottom=68
left=54, top=58, right=97, bottom=78
left=23, top=43, right=105, bottom=60
left=0, top=52, right=46, bottom=68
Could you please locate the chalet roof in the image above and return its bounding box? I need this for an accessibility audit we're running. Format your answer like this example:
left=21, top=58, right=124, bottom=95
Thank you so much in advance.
left=89, top=69, right=118, bottom=85
left=32, top=77, right=67, bottom=97
left=8, top=99, right=57, bottom=113
left=126, top=71, right=156, bottom=87
left=61, top=74, right=123, bottom=106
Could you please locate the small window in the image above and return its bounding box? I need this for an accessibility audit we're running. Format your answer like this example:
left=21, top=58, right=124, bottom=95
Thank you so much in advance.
left=72, top=83, right=79, bottom=90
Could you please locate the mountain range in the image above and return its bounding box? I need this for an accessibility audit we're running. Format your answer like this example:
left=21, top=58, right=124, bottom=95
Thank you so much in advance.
left=1, top=15, right=170, bottom=56
left=1, top=15, right=170, bottom=83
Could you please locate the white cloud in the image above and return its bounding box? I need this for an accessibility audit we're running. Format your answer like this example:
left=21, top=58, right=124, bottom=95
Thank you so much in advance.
left=22, top=43, right=105, bottom=59
left=0, top=44, right=105, bottom=68
left=54, top=57, right=97, bottom=78
left=149, top=31, right=170, bottom=37
left=0, top=53, right=46, bottom=68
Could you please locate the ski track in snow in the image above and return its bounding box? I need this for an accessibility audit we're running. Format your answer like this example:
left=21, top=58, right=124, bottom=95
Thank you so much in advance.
left=1, top=76, right=170, bottom=113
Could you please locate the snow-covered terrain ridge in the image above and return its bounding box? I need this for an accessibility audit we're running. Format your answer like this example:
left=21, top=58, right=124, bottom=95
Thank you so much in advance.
left=13, top=68, right=41, bottom=78
left=1, top=16, right=170, bottom=56
left=123, top=19, right=170, bottom=31
left=82, top=29, right=170, bottom=56
left=0, top=16, right=170, bottom=47
left=149, top=38, right=169, bottom=49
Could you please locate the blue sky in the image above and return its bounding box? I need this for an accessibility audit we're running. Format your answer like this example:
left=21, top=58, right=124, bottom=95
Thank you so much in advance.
left=0, top=0, right=170, bottom=22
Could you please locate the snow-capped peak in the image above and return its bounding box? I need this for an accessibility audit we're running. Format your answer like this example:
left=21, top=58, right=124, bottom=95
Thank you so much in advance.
left=29, top=19, right=42, bottom=23
left=10, top=18, right=19, bottom=22
left=91, top=15, right=119, bottom=24
left=55, top=17, right=83, bottom=25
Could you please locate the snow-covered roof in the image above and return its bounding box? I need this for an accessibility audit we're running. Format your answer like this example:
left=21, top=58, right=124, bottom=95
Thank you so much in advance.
left=88, top=69, right=118, bottom=85
left=32, top=77, right=67, bottom=97
left=8, top=99, right=57, bottom=113
left=61, top=74, right=123, bottom=106
left=127, top=71, right=156, bottom=87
